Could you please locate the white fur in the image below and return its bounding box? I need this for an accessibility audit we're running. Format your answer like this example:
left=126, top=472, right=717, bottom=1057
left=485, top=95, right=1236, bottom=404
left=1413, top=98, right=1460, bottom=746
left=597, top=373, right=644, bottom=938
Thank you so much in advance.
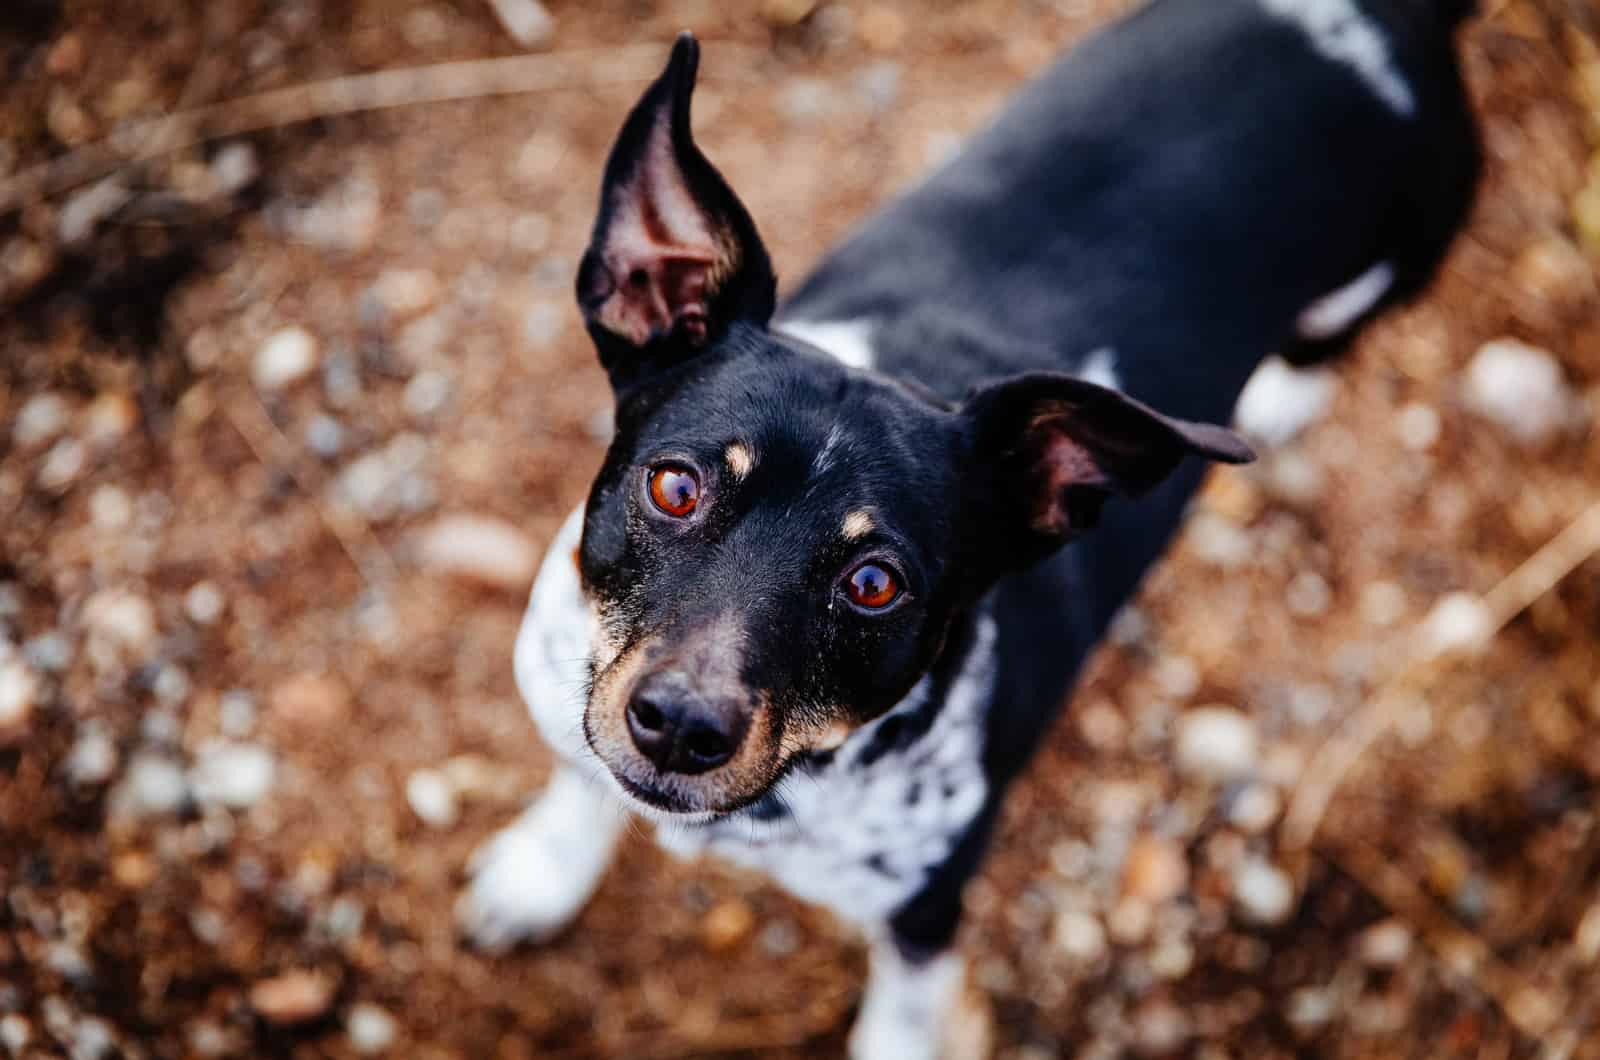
left=775, top=318, right=878, bottom=371
left=656, top=612, right=995, bottom=925
left=849, top=940, right=967, bottom=1060
left=1296, top=261, right=1395, bottom=340
left=1234, top=355, right=1338, bottom=446
left=457, top=766, right=627, bottom=950
left=1259, top=0, right=1416, bottom=115
left=1076, top=347, right=1121, bottom=391
left=512, top=505, right=592, bottom=763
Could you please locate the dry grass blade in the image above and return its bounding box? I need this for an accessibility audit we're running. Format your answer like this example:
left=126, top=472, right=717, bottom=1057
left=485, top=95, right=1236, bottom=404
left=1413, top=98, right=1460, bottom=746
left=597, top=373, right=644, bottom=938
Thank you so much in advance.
left=0, top=42, right=763, bottom=217
left=1282, top=497, right=1600, bottom=858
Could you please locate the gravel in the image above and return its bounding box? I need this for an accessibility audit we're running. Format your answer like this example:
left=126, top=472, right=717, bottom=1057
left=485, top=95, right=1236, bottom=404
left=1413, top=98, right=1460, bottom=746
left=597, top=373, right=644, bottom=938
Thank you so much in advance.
left=108, top=754, right=190, bottom=821
left=404, top=769, right=458, bottom=828
left=1174, top=707, right=1259, bottom=783
left=1462, top=338, right=1578, bottom=445
left=346, top=1002, right=399, bottom=1055
left=1231, top=857, right=1296, bottom=926
left=190, top=742, right=276, bottom=810
left=253, top=327, right=320, bottom=391
left=411, top=514, right=539, bottom=591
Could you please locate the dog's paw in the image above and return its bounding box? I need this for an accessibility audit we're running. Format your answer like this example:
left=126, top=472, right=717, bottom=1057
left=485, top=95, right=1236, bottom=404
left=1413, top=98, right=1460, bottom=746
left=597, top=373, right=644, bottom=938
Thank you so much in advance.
left=456, top=771, right=627, bottom=952
left=849, top=947, right=987, bottom=1060
left=456, top=824, right=586, bottom=951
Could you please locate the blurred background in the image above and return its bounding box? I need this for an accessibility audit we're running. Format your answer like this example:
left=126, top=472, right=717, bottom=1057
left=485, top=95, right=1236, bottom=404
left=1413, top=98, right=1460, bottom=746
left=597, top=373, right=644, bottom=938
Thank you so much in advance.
left=1, top=1, right=1599, bottom=1057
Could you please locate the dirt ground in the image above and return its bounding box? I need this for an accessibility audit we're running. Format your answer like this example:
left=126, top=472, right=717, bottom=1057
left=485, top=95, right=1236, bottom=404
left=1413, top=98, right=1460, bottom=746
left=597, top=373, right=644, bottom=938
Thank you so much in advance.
left=3, top=0, right=1600, bottom=1057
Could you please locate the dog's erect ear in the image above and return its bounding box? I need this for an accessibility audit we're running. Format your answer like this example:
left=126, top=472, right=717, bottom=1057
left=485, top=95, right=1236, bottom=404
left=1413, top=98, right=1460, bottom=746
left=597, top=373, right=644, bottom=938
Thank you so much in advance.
left=966, top=372, right=1254, bottom=552
left=576, top=33, right=776, bottom=390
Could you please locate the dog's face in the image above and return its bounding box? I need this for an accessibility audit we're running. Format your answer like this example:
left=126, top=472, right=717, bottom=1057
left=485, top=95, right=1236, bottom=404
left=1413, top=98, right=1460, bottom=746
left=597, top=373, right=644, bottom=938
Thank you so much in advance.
left=571, top=36, right=1252, bottom=816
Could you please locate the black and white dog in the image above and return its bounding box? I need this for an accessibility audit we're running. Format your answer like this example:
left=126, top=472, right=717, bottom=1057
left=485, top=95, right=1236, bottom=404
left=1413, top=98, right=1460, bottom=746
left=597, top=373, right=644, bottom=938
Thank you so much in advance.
left=459, top=1, right=1479, bottom=1054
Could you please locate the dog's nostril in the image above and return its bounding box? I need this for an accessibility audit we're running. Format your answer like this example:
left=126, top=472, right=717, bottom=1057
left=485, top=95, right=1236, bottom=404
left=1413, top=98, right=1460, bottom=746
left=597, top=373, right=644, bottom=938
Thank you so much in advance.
left=630, top=699, right=666, bottom=733
left=683, top=725, right=732, bottom=766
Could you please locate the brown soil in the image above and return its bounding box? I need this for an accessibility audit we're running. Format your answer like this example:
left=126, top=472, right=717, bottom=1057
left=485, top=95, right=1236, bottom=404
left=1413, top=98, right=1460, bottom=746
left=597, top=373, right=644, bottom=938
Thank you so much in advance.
left=2, top=1, right=1599, bottom=1058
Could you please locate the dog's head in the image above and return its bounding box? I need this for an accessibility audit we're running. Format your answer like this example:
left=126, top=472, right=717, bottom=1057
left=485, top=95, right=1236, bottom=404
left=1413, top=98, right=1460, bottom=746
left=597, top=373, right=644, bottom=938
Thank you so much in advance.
left=572, top=35, right=1252, bottom=816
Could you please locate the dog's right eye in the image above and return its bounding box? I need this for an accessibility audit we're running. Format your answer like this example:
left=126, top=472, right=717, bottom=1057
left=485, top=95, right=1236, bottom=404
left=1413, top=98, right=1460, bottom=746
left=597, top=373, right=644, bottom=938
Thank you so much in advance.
left=647, top=464, right=701, bottom=518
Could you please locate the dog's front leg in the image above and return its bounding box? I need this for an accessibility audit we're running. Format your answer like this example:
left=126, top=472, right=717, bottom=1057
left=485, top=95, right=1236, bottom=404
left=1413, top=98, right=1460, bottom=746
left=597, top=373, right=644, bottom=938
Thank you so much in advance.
left=456, top=766, right=627, bottom=950
left=849, top=934, right=988, bottom=1060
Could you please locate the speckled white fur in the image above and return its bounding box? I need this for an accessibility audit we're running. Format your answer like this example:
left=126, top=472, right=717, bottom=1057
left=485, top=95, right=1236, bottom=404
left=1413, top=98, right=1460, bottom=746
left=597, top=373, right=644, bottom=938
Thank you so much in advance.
left=1260, top=0, right=1415, bottom=115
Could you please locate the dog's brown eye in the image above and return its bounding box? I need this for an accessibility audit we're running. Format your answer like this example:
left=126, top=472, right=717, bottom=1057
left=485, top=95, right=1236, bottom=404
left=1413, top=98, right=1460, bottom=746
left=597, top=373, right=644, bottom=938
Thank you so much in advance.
left=845, top=562, right=900, bottom=610
left=647, top=464, right=701, bottom=517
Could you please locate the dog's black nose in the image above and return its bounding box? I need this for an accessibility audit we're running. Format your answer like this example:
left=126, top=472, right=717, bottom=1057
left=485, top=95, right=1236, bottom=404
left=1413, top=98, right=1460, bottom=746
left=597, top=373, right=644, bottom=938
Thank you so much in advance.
left=626, top=678, right=744, bottom=775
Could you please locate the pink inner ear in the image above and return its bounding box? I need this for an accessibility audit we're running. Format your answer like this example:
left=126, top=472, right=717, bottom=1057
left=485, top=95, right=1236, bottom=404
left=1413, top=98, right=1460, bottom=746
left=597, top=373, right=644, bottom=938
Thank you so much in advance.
left=1028, top=413, right=1111, bottom=534
left=593, top=115, right=731, bottom=347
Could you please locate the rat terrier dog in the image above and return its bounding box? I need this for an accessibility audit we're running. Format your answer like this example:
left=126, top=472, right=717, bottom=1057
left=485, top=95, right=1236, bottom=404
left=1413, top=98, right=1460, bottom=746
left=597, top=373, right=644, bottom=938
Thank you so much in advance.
left=459, top=0, right=1479, bottom=1054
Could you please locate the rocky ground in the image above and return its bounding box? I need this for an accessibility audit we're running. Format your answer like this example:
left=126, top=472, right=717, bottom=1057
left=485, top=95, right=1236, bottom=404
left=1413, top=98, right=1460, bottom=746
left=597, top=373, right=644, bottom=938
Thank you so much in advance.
left=2, top=0, right=1600, bottom=1057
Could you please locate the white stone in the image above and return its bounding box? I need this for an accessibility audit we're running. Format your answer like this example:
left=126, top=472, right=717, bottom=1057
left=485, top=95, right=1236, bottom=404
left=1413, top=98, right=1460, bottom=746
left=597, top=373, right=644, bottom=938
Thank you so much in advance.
left=1232, top=857, right=1295, bottom=925
left=12, top=393, right=70, bottom=447
left=1186, top=511, right=1253, bottom=569
left=184, top=582, right=225, bottom=625
left=346, top=1003, right=398, bottom=1055
left=1360, top=580, right=1408, bottom=627
left=111, top=754, right=190, bottom=819
left=1396, top=402, right=1441, bottom=450
left=405, top=769, right=458, bottom=828
left=370, top=268, right=440, bottom=320
left=0, top=1014, right=30, bottom=1054
left=1421, top=592, right=1494, bottom=658
left=1358, top=919, right=1413, bottom=967
left=1227, top=783, right=1282, bottom=834
left=1174, top=707, right=1259, bottom=783
left=0, top=660, right=38, bottom=738
left=485, top=0, right=554, bottom=46
left=37, top=438, right=86, bottom=491
left=191, top=742, right=276, bottom=810
left=1285, top=571, right=1332, bottom=617
left=58, top=178, right=131, bottom=244
left=412, top=514, right=538, bottom=591
left=64, top=725, right=118, bottom=786
left=82, top=590, right=157, bottom=659
left=402, top=371, right=452, bottom=419
left=1462, top=339, right=1576, bottom=446
left=253, top=327, right=320, bottom=391
left=211, top=142, right=259, bottom=194
left=1053, top=910, right=1107, bottom=963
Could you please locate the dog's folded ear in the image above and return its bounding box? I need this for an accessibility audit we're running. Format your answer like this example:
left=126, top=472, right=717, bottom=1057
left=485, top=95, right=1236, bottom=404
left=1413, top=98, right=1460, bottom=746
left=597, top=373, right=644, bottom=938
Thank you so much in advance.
left=576, top=33, right=777, bottom=391
left=965, top=372, right=1254, bottom=552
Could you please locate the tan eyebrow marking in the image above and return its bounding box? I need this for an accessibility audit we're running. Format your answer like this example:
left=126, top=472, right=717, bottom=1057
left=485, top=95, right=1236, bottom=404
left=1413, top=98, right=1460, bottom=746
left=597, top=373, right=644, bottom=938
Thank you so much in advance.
left=724, top=441, right=755, bottom=480
left=841, top=509, right=874, bottom=540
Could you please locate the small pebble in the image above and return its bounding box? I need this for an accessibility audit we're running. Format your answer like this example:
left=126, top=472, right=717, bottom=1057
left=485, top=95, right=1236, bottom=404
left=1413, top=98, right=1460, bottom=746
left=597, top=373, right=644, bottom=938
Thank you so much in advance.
left=253, top=327, right=320, bottom=391
left=1231, top=857, right=1295, bottom=926
left=402, top=370, right=452, bottom=419
left=305, top=414, right=345, bottom=459
left=1131, top=998, right=1191, bottom=1058
left=210, top=142, right=259, bottom=195
left=249, top=969, right=336, bottom=1025
left=269, top=673, right=350, bottom=730
left=1286, top=986, right=1336, bottom=1033
left=1358, top=918, right=1413, bottom=968
left=0, top=661, right=38, bottom=743
left=184, top=582, right=226, bottom=625
left=64, top=725, right=118, bottom=786
left=1420, top=592, right=1493, bottom=658
left=0, top=1014, right=30, bottom=1053
left=1360, top=580, right=1407, bottom=627
left=485, top=0, right=555, bottom=46
left=58, top=178, right=131, bottom=244
left=1285, top=571, right=1332, bottom=617
left=1227, top=783, right=1282, bottom=834
left=405, top=769, right=458, bottom=828
left=12, top=393, right=69, bottom=447
left=1396, top=402, right=1440, bottom=451
left=1462, top=338, right=1576, bottom=446
left=522, top=302, right=564, bottom=350
left=1575, top=902, right=1600, bottom=963
left=109, top=754, right=189, bottom=820
left=346, top=1003, right=398, bottom=1055
left=1174, top=706, right=1259, bottom=783
left=370, top=268, right=440, bottom=320
left=1122, top=835, right=1189, bottom=904
left=1053, top=910, right=1107, bottom=963
left=37, top=438, right=86, bottom=492
left=191, top=742, right=276, bottom=810
left=412, top=514, right=538, bottom=591
left=701, top=900, right=755, bottom=951
left=23, top=632, right=72, bottom=672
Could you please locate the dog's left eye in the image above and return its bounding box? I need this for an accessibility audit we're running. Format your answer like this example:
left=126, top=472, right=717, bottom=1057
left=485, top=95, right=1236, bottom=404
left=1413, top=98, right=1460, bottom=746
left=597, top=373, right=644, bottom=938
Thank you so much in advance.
left=647, top=464, right=701, bottom=517
left=844, top=562, right=901, bottom=610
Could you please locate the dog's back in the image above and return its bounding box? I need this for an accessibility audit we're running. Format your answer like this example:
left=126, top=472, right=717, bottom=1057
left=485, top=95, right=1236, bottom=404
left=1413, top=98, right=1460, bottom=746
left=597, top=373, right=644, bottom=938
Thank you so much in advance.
left=781, top=0, right=1479, bottom=424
